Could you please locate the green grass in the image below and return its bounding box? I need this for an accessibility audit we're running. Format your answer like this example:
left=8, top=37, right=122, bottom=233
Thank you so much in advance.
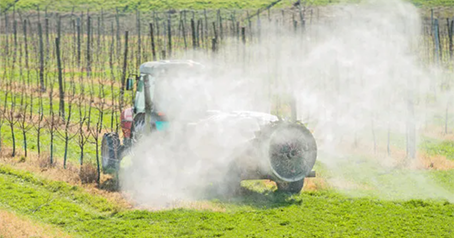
left=427, top=169, right=454, bottom=191
left=0, top=164, right=453, bottom=237
left=2, top=0, right=453, bottom=12
left=315, top=147, right=454, bottom=202
left=420, top=137, right=454, bottom=160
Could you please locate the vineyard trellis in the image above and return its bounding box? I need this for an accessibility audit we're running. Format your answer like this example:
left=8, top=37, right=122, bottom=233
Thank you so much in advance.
left=0, top=4, right=453, bottom=185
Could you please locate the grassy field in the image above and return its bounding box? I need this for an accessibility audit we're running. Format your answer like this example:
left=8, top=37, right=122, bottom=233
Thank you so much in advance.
left=1, top=0, right=454, bottom=237
left=1, top=0, right=453, bottom=12
left=421, top=137, right=454, bottom=160
left=0, top=164, right=453, bottom=237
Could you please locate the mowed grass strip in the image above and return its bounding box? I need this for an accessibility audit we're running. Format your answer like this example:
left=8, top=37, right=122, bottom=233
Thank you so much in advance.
left=0, top=164, right=453, bottom=237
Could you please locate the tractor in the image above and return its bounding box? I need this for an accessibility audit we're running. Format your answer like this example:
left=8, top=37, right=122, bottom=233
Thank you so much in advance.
left=101, top=60, right=317, bottom=193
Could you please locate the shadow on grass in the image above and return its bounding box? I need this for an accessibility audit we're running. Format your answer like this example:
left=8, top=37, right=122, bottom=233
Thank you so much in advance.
left=98, top=176, right=304, bottom=209
left=228, top=188, right=303, bottom=209
left=200, top=180, right=304, bottom=209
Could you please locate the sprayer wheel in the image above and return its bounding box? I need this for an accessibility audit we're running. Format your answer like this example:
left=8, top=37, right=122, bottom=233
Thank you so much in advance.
left=101, top=133, right=121, bottom=174
left=276, top=179, right=305, bottom=194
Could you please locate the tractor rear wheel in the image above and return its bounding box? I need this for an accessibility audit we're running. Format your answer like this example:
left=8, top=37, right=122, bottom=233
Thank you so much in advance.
left=276, top=179, right=305, bottom=194
left=101, top=133, right=121, bottom=174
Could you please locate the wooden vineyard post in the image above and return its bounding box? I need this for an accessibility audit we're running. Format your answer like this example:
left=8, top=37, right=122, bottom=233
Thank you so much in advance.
left=38, top=22, right=45, bottom=91
left=57, top=14, right=61, bottom=43
left=218, top=9, right=223, bottom=41
left=230, top=11, right=235, bottom=37
left=299, top=3, right=305, bottom=32
left=77, top=18, right=81, bottom=68
left=4, top=13, right=9, bottom=56
left=257, top=10, right=261, bottom=43
left=109, top=21, right=116, bottom=131
left=162, top=50, right=166, bottom=59
left=23, top=19, right=30, bottom=86
left=448, top=19, right=453, bottom=60
left=97, top=16, right=101, bottom=65
left=56, top=37, right=65, bottom=120
left=137, top=9, right=141, bottom=68
left=212, top=37, right=217, bottom=54
left=13, top=19, right=16, bottom=55
left=241, top=26, right=246, bottom=62
left=236, top=21, right=240, bottom=41
left=87, top=16, right=92, bottom=77
left=180, top=19, right=187, bottom=50
left=212, top=22, right=218, bottom=41
left=150, top=23, right=157, bottom=61
left=45, top=17, right=49, bottom=63
left=180, top=11, right=188, bottom=50
left=191, top=18, right=196, bottom=50
left=116, top=8, right=121, bottom=57
left=154, top=11, right=160, bottom=55
left=434, top=19, right=441, bottom=65
left=437, top=19, right=442, bottom=62
left=268, top=8, right=271, bottom=22
left=247, top=11, right=251, bottom=35
left=120, top=31, right=129, bottom=114
left=241, top=26, right=246, bottom=44
left=430, top=8, right=434, bottom=36
left=167, top=14, right=172, bottom=58
left=197, top=19, right=201, bottom=48
left=199, top=19, right=204, bottom=49
left=204, top=9, right=208, bottom=49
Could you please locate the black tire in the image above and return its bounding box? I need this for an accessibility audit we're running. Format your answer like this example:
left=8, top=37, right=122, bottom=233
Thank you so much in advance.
left=276, top=179, right=305, bottom=194
left=101, top=133, right=121, bottom=174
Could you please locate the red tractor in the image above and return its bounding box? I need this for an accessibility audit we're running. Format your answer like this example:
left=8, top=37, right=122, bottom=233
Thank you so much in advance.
left=101, top=60, right=317, bottom=193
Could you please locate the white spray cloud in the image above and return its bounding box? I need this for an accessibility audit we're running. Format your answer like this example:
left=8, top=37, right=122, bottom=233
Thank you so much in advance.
left=120, top=0, right=454, bottom=207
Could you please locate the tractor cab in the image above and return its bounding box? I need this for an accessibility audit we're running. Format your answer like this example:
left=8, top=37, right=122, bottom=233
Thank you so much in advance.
left=121, top=60, right=205, bottom=145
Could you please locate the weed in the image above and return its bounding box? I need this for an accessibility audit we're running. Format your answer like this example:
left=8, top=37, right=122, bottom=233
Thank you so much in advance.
left=18, top=156, right=26, bottom=163
left=37, top=153, right=55, bottom=169
left=79, top=164, right=98, bottom=184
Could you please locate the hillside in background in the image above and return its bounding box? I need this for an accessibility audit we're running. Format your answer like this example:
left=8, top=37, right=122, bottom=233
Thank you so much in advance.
left=1, top=0, right=452, bottom=12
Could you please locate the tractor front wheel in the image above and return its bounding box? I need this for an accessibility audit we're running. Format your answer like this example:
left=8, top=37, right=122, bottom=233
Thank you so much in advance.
left=276, top=179, right=305, bottom=194
left=101, top=133, right=122, bottom=174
